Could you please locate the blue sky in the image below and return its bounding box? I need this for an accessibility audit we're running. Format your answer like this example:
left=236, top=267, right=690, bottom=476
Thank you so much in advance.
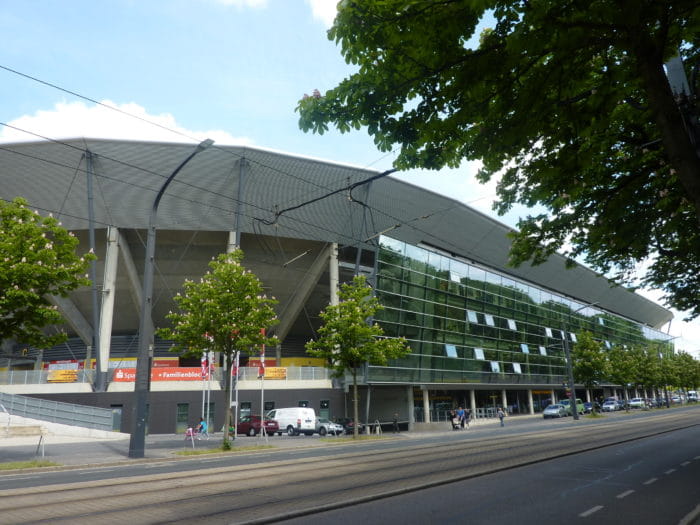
left=1, top=0, right=698, bottom=355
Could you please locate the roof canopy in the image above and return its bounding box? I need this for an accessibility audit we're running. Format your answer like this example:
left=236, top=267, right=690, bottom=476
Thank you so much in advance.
left=0, top=138, right=672, bottom=329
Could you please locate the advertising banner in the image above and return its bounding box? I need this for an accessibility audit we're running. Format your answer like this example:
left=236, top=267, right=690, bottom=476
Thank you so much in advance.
left=264, top=367, right=287, bottom=380
left=111, top=367, right=203, bottom=382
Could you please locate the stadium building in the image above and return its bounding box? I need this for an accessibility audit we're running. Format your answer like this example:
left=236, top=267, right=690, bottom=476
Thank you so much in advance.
left=0, top=139, right=675, bottom=433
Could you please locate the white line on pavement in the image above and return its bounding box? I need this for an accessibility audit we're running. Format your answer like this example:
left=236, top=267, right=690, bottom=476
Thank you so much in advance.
left=643, top=477, right=657, bottom=485
left=616, top=490, right=634, bottom=499
left=579, top=505, right=603, bottom=518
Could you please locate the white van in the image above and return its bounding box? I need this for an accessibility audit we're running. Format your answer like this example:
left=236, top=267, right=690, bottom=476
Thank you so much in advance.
left=266, top=407, right=316, bottom=436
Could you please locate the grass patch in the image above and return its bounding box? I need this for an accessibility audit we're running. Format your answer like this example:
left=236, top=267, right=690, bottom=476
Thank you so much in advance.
left=175, top=445, right=275, bottom=456
left=585, top=412, right=604, bottom=418
left=321, top=434, right=392, bottom=443
left=0, top=460, right=61, bottom=470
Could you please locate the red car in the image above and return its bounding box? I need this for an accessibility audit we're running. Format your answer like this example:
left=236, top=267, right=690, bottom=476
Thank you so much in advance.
left=237, top=415, right=279, bottom=436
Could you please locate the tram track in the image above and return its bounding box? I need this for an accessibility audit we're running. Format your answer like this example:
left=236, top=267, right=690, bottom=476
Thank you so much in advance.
left=1, top=411, right=697, bottom=524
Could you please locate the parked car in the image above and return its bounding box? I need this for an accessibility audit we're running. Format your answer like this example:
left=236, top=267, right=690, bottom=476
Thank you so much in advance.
left=628, top=398, right=646, bottom=409
left=237, top=415, right=280, bottom=436
left=559, top=398, right=585, bottom=415
left=336, top=417, right=366, bottom=435
left=542, top=404, right=567, bottom=418
left=583, top=401, right=599, bottom=413
left=601, top=400, right=619, bottom=412
left=316, top=417, right=344, bottom=436
left=266, top=407, right=317, bottom=436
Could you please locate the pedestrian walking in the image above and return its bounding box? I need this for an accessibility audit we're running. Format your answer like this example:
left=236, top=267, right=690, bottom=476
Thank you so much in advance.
left=497, top=408, right=505, bottom=427
left=456, top=406, right=465, bottom=429
left=392, top=412, right=399, bottom=433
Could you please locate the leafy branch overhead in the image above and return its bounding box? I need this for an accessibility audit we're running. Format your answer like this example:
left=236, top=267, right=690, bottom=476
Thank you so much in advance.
left=297, top=0, right=700, bottom=319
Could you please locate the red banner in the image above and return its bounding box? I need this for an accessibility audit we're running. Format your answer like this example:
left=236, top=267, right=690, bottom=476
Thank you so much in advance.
left=112, top=367, right=204, bottom=382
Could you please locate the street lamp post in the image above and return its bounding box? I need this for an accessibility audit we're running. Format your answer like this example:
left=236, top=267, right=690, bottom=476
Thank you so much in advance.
left=128, top=139, right=214, bottom=458
left=562, top=302, right=599, bottom=421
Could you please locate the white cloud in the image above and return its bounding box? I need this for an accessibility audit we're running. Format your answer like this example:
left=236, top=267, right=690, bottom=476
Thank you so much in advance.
left=0, top=100, right=253, bottom=146
left=305, top=0, right=337, bottom=27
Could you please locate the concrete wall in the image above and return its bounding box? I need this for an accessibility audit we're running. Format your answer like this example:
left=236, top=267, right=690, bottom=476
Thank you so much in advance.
left=26, top=387, right=345, bottom=434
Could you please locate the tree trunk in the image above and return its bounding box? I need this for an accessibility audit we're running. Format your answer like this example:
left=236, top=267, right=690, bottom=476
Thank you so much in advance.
left=222, top=351, right=232, bottom=448
left=352, top=368, right=359, bottom=439
left=633, top=42, right=700, bottom=225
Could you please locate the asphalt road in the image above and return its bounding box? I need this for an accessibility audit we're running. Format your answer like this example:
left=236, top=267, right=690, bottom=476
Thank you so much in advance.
left=284, top=421, right=700, bottom=525
left=1, top=407, right=698, bottom=524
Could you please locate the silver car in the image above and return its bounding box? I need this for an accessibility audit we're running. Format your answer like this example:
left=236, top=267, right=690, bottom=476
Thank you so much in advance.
left=316, top=418, right=344, bottom=436
left=543, top=404, right=567, bottom=418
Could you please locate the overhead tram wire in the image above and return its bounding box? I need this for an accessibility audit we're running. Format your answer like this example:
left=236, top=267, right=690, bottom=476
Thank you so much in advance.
left=0, top=65, right=484, bottom=260
left=0, top=64, right=346, bottom=199
left=0, top=122, right=390, bottom=245
left=1, top=136, right=470, bottom=270
left=1, top=64, right=440, bottom=237
left=0, top=129, right=409, bottom=251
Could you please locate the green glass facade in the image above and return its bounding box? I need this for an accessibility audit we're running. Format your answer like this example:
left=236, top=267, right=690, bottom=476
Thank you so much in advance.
left=371, top=237, right=674, bottom=386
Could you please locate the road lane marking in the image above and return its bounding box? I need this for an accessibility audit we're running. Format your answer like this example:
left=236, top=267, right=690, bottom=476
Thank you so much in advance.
left=681, top=461, right=691, bottom=467
left=695, top=456, right=700, bottom=460
left=643, top=477, right=657, bottom=485
left=579, top=506, right=603, bottom=517
left=616, top=490, right=634, bottom=499
left=665, top=469, right=676, bottom=475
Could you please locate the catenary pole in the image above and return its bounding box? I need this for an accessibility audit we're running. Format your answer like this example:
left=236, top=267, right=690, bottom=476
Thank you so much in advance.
left=128, top=139, right=214, bottom=458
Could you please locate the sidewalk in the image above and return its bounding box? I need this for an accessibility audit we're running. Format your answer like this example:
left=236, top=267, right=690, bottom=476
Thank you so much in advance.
left=0, top=414, right=527, bottom=469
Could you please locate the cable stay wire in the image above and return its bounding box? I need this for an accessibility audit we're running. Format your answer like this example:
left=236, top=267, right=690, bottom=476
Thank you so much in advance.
left=0, top=66, right=482, bottom=262
left=0, top=63, right=397, bottom=204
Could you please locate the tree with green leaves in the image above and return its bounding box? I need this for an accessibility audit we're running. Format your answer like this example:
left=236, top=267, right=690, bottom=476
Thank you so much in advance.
left=297, top=0, right=700, bottom=318
left=157, top=250, right=279, bottom=449
left=306, top=275, right=410, bottom=437
left=675, top=351, right=700, bottom=393
left=658, top=350, right=681, bottom=407
left=571, top=332, right=608, bottom=402
left=607, top=345, right=640, bottom=406
left=0, top=197, right=94, bottom=349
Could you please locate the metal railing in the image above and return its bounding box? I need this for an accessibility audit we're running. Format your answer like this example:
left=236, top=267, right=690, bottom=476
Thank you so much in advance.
left=0, top=392, right=113, bottom=431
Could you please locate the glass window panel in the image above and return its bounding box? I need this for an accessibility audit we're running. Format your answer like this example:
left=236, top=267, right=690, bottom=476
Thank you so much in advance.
left=467, top=310, right=478, bottom=323
left=474, top=348, right=485, bottom=360
left=379, top=237, right=405, bottom=254
left=485, top=314, right=495, bottom=326
left=545, top=327, right=553, bottom=338
left=469, top=266, right=486, bottom=285
left=605, top=340, right=611, bottom=349
left=507, top=319, right=517, bottom=330
left=490, top=361, right=500, bottom=373
left=520, top=343, right=529, bottom=354
left=445, top=344, right=458, bottom=358
left=513, top=362, right=522, bottom=374
left=570, top=332, right=577, bottom=343
left=539, top=346, right=547, bottom=356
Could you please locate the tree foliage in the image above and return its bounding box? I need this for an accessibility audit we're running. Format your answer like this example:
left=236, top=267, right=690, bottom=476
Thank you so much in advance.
left=157, top=250, right=279, bottom=449
left=297, top=0, right=700, bottom=318
left=572, top=331, right=609, bottom=389
left=0, top=197, right=94, bottom=348
left=306, top=275, right=410, bottom=437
